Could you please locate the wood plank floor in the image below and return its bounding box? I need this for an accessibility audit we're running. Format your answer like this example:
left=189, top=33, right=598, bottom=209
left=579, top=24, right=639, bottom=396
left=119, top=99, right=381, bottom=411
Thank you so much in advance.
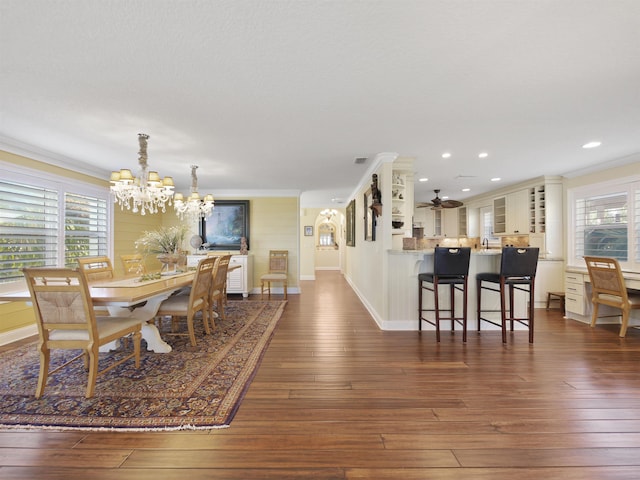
left=2, top=270, right=640, bottom=479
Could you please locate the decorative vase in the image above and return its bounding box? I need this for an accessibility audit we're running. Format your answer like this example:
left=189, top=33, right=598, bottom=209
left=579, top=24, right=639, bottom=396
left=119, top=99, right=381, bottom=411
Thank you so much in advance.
left=157, top=253, right=183, bottom=274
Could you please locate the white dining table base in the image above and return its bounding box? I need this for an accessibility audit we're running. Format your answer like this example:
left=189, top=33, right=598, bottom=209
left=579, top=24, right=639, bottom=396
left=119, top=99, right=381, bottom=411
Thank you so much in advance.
left=100, top=292, right=174, bottom=353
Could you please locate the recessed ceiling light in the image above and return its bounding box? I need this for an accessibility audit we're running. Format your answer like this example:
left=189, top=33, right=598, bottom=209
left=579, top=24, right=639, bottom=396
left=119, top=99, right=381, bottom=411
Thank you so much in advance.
left=478, top=152, right=488, bottom=158
left=442, top=152, right=451, bottom=158
left=582, top=141, right=602, bottom=149
left=462, top=188, right=470, bottom=192
left=418, top=177, right=429, bottom=182
left=491, top=177, right=501, bottom=182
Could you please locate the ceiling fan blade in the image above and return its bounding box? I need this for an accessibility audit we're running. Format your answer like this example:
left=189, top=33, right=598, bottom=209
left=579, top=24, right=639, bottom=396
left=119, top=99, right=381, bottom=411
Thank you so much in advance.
left=416, top=202, right=434, bottom=208
left=441, top=200, right=463, bottom=208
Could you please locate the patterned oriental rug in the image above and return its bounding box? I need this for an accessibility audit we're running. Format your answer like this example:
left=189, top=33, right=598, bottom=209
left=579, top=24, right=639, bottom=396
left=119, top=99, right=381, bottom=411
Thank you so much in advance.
left=0, top=300, right=285, bottom=431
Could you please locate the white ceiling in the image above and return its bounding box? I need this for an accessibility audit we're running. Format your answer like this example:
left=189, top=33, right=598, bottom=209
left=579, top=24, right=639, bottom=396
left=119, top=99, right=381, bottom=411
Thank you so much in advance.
left=1, top=0, right=639, bottom=208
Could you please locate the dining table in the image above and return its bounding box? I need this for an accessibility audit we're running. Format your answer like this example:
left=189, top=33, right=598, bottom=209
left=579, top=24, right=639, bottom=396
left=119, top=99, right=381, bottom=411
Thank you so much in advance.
left=0, top=265, right=240, bottom=354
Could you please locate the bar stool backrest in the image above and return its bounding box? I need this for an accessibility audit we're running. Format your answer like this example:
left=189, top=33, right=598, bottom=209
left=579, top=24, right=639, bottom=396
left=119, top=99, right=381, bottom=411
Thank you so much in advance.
left=433, top=247, right=471, bottom=276
left=500, top=247, right=539, bottom=278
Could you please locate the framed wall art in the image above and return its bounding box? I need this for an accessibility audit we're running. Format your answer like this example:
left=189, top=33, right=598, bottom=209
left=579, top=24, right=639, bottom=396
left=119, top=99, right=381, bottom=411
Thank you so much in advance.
left=200, top=200, right=250, bottom=251
left=304, top=225, right=314, bottom=236
left=346, top=199, right=355, bottom=246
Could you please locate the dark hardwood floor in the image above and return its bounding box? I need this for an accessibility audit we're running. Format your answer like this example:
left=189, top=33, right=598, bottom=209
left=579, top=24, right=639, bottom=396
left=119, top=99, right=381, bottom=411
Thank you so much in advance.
left=2, top=270, right=640, bottom=479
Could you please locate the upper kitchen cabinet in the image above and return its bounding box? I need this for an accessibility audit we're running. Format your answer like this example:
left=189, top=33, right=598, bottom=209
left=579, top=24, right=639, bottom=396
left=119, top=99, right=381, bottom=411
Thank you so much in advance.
left=493, top=189, right=529, bottom=235
left=457, top=206, right=468, bottom=237
left=414, top=206, right=461, bottom=238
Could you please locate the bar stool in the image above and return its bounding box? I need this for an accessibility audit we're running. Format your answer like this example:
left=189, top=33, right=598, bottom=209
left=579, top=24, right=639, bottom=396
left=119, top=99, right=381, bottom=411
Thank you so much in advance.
left=476, top=247, right=539, bottom=343
left=418, top=247, right=471, bottom=342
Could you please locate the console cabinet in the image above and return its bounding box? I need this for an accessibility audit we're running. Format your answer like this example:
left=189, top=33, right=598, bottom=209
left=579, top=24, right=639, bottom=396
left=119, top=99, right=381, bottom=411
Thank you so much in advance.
left=187, top=254, right=253, bottom=298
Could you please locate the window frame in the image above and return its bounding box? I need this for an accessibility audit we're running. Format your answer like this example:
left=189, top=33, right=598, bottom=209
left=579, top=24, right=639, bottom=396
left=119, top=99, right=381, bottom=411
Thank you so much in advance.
left=567, top=175, right=639, bottom=272
left=0, top=160, right=113, bottom=285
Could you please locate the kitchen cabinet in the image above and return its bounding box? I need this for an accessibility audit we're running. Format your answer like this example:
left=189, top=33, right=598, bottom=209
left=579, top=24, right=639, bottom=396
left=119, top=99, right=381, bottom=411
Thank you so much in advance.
left=442, top=208, right=459, bottom=237
left=457, top=206, right=468, bottom=237
left=414, top=207, right=460, bottom=238
left=493, top=189, right=529, bottom=235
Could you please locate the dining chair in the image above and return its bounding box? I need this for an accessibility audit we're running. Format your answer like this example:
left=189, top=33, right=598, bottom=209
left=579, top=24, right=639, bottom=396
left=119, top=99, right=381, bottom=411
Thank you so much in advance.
left=418, top=247, right=471, bottom=342
left=156, top=256, right=217, bottom=347
left=261, top=250, right=288, bottom=300
left=209, top=254, right=232, bottom=326
left=477, top=247, right=539, bottom=343
left=77, top=256, right=114, bottom=282
left=584, top=256, right=640, bottom=337
left=120, top=253, right=146, bottom=275
left=23, top=267, right=142, bottom=398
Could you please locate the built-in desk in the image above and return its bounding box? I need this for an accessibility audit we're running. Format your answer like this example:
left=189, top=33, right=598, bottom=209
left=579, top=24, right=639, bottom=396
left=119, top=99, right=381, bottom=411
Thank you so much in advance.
left=564, top=266, right=640, bottom=326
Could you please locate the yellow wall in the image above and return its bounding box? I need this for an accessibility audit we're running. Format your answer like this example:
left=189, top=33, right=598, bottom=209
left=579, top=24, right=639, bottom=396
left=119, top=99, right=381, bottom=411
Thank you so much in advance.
left=246, top=196, right=299, bottom=290
left=1, top=148, right=300, bottom=336
left=113, top=207, right=164, bottom=276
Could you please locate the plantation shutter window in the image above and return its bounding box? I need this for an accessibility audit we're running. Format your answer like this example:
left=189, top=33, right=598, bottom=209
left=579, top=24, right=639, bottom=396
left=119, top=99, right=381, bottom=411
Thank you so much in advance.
left=0, top=163, right=112, bottom=285
left=0, top=180, right=59, bottom=283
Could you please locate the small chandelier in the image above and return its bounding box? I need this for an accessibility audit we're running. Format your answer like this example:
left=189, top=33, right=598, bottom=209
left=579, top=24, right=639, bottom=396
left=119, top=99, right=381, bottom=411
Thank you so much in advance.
left=320, top=208, right=338, bottom=222
left=109, top=133, right=175, bottom=215
left=174, top=165, right=215, bottom=221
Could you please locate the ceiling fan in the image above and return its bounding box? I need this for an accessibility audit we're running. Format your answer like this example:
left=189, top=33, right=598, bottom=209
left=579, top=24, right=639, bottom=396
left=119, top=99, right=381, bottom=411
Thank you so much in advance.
left=416, top=189, right=463, bottom=209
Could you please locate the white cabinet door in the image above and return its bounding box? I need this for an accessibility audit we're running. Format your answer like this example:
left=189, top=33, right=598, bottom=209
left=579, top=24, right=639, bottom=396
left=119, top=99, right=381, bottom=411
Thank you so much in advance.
left=226, top=255, right=253, bottom=297
left=442, top=208, right=459, bottom=237
left=506, top=189, right=529, bottom=234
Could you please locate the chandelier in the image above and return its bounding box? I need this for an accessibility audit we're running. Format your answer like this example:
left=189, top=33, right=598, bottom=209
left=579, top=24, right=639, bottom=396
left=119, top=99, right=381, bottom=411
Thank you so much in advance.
left=320, top=208, right=338, bottom=222
left=109, top=133, right=175, bottom=215
left=174, top=165, right=215, bottom=221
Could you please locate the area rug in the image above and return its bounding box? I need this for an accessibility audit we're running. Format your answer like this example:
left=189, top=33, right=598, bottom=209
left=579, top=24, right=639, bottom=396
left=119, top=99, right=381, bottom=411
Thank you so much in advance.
left=0, top=300, right=285, bottom=431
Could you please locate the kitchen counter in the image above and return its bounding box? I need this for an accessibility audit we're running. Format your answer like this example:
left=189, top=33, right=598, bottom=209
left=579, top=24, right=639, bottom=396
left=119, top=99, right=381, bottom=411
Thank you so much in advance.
left=385, top=249, right=507, bottom=331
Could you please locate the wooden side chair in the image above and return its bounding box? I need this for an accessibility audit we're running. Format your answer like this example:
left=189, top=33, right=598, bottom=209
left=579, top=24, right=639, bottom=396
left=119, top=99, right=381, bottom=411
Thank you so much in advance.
left=77, top=256, right=114, bottom=282
left=261, top=250, right=288, bottom=300
left=209, top=255, right=232, bottom=325
left=23, top=267, right=142, bottom=398
left=120, top=253, right=146, bottom=275
left=584, top=256, right=640, bottom=337
left=156, top=256, right=216, bottom=347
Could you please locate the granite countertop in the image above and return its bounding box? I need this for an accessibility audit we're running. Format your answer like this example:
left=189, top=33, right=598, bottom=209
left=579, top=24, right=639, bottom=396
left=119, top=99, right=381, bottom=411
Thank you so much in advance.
left=389, top=248, right=502, bottom=255
left=389, top=248, right=563, bottom=261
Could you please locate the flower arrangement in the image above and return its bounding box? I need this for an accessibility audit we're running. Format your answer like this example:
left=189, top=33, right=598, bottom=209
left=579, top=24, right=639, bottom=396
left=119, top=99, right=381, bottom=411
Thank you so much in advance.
left=135, top=225, right=188, bottom=255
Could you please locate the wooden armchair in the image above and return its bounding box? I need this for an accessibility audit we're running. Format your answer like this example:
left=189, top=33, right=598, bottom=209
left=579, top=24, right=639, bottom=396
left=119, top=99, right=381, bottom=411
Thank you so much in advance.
left=584, top=256, right=640, bottom=337
left=23, top=267, right=142, bottom=398
left=260, top=250, right=288, bottom=300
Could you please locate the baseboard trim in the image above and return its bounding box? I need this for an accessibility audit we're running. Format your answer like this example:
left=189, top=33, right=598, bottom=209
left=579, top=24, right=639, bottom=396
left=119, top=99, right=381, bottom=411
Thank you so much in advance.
left=0, top=324, right=37, bottom=346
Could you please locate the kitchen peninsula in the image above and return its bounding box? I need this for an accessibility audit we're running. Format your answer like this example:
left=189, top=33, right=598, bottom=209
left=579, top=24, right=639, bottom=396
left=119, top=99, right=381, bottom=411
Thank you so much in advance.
left=385, top=248, right=541, bottom=333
